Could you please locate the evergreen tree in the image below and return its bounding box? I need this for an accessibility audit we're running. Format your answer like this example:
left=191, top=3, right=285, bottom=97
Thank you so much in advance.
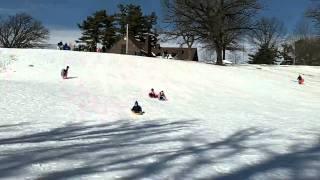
left=280, top=43, right=294, bottom=65
left=248, top=17, right=285, bottom=64
left=101, top=15, right=118, bottom=50
left=78, top=10, right=117, bottom=52
left=249, top=45, right=280, bottom=64
left=115, top=4, right=158, bottom=46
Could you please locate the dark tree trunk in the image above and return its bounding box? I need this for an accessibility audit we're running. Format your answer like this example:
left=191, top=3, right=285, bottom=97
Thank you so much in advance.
left=216, top=46, right=223, bottom=65
left=223, top=46, right=226, bottom=60
left=187, top=46, right=193, bottom=60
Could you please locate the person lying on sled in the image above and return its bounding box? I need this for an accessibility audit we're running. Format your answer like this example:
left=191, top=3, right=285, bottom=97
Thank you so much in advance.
left=149, top=88, right=158, bottom=98
left=159, top=91, right=167, bottom=101
left=131, top=101, right=143, bottom=114
left=297, top=74, right=304, bottom=84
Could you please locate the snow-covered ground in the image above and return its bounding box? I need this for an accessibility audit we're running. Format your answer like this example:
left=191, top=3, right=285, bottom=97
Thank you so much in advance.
left=0, top=48, right=319, bottom=180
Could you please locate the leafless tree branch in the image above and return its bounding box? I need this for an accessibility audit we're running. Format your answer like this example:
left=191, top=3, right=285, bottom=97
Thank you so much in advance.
left=0, top=13, right=49, bottom=48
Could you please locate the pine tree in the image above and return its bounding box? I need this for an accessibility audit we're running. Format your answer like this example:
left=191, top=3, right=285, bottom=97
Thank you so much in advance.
left=249, top=45, right=280, bottom=64
left=280, top=44, right=294, bottom=65
left=100, top=14, right=118, bottom=50
left=78, top=10, right=117, bottom=52
left=115, top=4, right=158, bottom=46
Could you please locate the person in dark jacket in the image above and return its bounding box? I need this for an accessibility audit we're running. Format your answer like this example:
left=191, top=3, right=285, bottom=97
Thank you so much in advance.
left=61, top=66, right=69, bottom=79
left=131, top=101, right=143, bottom=114
left=102, top=46, right=106, bottom=52
left=159, top=91, right=167, bottom=101
left=63, top=43, right=70, bottom=50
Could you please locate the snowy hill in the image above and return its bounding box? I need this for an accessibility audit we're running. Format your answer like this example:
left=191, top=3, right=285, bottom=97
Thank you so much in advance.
left=0, top=48, right=319, bottom=180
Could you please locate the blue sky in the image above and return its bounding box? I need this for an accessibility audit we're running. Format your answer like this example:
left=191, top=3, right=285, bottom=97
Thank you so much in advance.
left=0, top=0, right=314, bottom=43
left=259, top=0, right=314, bottom=31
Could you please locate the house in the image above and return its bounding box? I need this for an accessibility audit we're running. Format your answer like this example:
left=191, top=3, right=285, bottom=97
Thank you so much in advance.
left=295, top=38, right=320, bottom=66
left=108, top=36, right=151, bottom=56
left=154, top=47, right=198, bottom=61
left=108, top=36, right=198, bottom=61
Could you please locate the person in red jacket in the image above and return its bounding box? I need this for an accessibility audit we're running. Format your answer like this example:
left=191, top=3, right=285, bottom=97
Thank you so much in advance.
left=149, top=88, right=158, bottom=98
left=297, top=75, right=304, bottom=84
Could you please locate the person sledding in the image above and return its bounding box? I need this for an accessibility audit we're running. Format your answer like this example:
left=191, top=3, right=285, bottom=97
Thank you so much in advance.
left=131, top=101, right=144, bottom=115
left=149, top=88, right=158, bottom=98
left=61, top=66, right=69, bottom=79
left=297, top=74, right=304, bottom=85
left=158, top=91, right=167, bottom=101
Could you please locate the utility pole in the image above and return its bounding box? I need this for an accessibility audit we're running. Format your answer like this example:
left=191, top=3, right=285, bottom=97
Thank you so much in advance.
left=242, top=41, right=245, bottom=64
left=293, top=43, right=296, bottom=65
left=126, top=24, right=129, bottom=54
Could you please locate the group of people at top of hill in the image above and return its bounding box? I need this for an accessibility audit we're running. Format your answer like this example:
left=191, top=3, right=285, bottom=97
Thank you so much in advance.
left=57, top=41, right=71, bottom=50
left=131, top=89, right=167, bottom=114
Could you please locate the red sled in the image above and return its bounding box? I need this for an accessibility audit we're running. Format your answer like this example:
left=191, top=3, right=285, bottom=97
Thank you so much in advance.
left=149, top=93, right=159, bottom=98
left=299, top=79, right=304, bottom=84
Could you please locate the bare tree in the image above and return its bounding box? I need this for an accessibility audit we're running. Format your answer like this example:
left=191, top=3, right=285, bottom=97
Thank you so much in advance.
left=291, top=1, right=320, bottom=65
left=306, top=1, right=320, bottom=34
left=161, top=23, right=199, bottom=60
left=250, top=17, right=286, bottom=48
left=0, top=13, right=49, bottom=48
left=294, top=18, right=315, bottom=40
left=248, top=17, right=286, bottom=64
left=163, top=0, right=260, bottom=65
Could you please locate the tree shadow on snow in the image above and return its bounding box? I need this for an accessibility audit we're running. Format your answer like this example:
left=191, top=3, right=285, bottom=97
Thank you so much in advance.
left=0, top=120, right=318, bottom=180
left=0, top=122, right=29, bottom=129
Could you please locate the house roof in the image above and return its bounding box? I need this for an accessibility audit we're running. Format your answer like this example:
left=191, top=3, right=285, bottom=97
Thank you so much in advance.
left=128, top=36, right=145, bottom=50
left=120, top=36, right=198, bottom=61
